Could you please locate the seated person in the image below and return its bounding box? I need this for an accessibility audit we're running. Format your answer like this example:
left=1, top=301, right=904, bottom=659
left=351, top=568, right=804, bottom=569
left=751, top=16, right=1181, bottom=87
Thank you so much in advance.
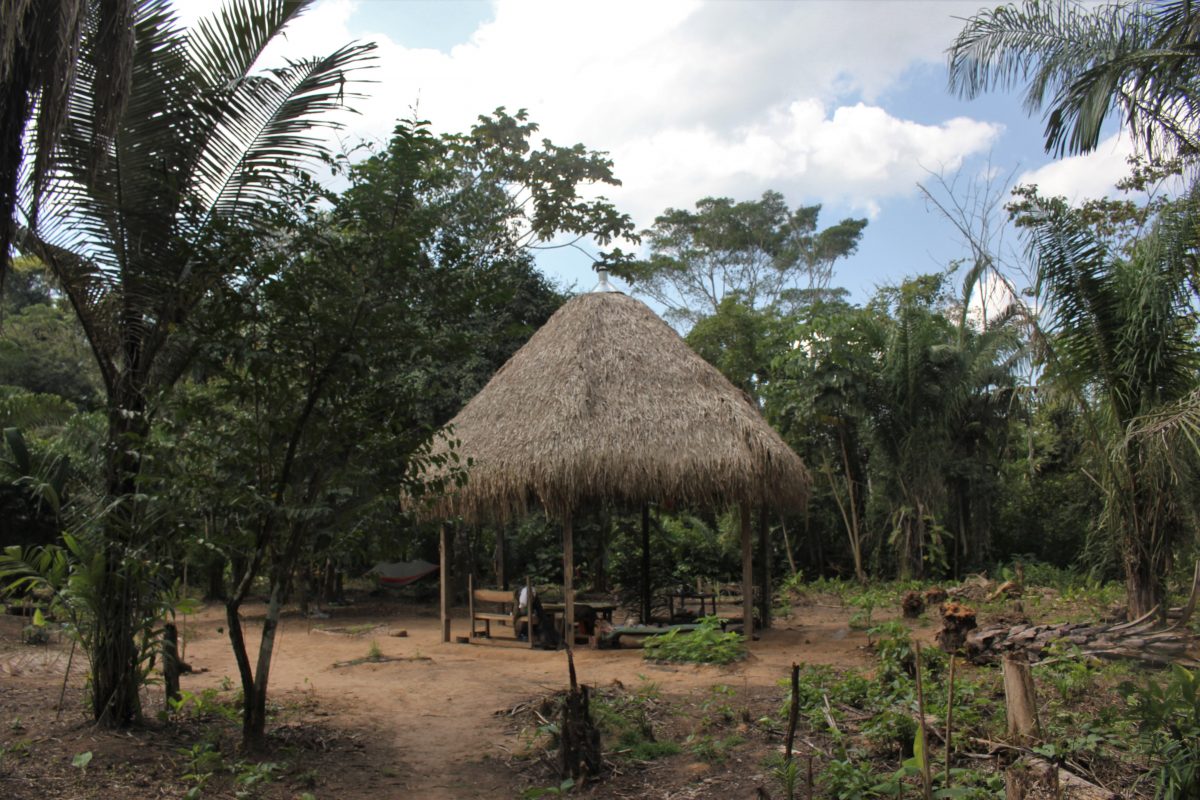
left=518, top=585, right=558, bottom=648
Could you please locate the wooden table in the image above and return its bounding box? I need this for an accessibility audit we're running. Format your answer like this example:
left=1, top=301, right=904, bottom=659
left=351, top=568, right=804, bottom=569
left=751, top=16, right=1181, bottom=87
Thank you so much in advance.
left=667, top=590, right=717, bottom=621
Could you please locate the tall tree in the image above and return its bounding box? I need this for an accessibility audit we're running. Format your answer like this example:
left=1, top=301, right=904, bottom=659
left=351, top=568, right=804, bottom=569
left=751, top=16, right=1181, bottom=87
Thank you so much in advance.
left=15, top=0, right=374, bottom=726
left=614, top=191, right=866, bottom=328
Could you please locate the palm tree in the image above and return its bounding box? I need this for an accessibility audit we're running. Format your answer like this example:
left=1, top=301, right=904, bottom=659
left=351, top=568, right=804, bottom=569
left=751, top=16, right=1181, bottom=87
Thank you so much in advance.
left=1023, top=188, right=1200, bottom=617
left=949, top=0, right=1200, bottom=158
left=16, top=0, right=374, bottom=726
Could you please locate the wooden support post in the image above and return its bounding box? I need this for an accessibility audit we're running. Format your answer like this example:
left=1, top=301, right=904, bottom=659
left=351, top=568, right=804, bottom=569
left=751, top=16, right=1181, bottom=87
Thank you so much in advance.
left=564, top=513, right=575, bottom=650
left=439, top=523, right=451, bottom=643
left=496, top=525, right=507, bottom=591
left=757, top=507, right=771, bottom=630
left=741, top=504, right=753, bottom=639
left=641, top=504, right=651, bottom=624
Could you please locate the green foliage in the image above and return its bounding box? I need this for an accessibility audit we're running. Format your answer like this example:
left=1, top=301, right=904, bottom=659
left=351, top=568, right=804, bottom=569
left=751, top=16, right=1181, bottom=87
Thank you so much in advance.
left=589, top=679, right=678, bottom=764
left=1015, top=181, right=1200, bottom=613
left=167, top=688, right=242, bottom=724
left=521, top=778, right=576, bottom=799
left=771, top=755, right=800, bottom=800
left=1120, top=666, right=1200, bottom=799
left=0, top=302, right=103, bottom=407
left=686, top=733, right=744, bottom=763
left=614, top=190, right=867, bottom=329
left=949, top=1, right=1200, bottom=159
left=642, top=617, right=746, bottom=665
left=1, top=533, right=187, bottom=716
left=607, top=509, right=737, bottom=614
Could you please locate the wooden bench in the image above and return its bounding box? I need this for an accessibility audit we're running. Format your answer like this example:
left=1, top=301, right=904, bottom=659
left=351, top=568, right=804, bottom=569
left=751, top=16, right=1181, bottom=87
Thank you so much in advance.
left=468, top=576, right=534, bottom=648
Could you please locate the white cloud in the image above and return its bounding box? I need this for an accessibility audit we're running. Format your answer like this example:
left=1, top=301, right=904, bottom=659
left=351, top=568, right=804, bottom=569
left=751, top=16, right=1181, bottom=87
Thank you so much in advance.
left=1015, top=134, right=1136, bottom=204
left=609, top=101, right=1001, bottom=225
left=176, top=0, right=1008, bottom=244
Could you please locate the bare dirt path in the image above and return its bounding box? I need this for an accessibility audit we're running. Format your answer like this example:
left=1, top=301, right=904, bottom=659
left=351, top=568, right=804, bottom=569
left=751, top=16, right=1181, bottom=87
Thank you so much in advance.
left=0, top=596, right=883, bottom=799
left=173, top=598, right=879, bottom=798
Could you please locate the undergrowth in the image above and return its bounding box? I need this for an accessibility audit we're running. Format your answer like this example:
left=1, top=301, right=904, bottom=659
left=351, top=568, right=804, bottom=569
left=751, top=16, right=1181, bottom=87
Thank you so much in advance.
left=642, top=616, right=745, bottom=665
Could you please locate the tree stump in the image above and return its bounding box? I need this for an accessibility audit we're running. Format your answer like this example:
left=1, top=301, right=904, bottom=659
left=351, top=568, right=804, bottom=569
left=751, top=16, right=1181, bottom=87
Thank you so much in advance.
left=936, top=602, right=977, bottom=653
left=560, top=650, right=601, bottom=781
left=1006, top=757, right=1117, bottom=799
left=1002, top=654, right=1041, bottom=743
left=901, top=591, right=925, bottom=619
left=923, top=586, right=947, bottom=605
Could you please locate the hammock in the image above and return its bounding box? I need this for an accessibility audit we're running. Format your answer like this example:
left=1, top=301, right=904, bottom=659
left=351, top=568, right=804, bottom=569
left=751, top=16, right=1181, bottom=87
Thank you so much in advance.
left=367, top=559, right=439, bottom=587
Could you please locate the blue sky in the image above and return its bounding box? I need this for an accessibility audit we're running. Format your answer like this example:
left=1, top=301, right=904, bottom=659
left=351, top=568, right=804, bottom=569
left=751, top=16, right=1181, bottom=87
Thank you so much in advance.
left=179, top=0, right=1139, bottom=306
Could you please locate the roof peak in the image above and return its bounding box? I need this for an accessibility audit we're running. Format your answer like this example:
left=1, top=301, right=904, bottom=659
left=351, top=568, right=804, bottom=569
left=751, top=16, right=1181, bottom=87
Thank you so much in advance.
left=591, top=267, right=622, bottom=294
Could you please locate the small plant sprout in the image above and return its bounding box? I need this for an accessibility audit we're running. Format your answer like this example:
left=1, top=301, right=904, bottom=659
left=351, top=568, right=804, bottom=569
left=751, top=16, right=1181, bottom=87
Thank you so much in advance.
left=71, top=751, right=93, bottom=775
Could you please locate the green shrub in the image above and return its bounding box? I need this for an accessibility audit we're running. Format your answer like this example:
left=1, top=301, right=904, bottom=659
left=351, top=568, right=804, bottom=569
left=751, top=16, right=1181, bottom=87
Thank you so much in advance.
left=642, top=617, right=745, bottom=665
left=1120, top=665, right=1200, bottom=800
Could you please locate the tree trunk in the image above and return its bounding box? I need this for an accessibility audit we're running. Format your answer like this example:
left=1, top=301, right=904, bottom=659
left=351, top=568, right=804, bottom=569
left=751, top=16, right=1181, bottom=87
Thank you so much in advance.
left=162, top=623, right=181, bottom=706
left=1124, top=537, right=1165, bottom=621
left=205, top=553, right=227, bottom=601
left=243, top=576, right=285, bottom=750
left=91, top=388, right=149, bottom=727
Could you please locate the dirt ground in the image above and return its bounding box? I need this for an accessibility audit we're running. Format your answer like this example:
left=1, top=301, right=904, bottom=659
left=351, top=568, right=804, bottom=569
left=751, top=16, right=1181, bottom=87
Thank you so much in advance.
left=0, top=593, right=894, bottom=799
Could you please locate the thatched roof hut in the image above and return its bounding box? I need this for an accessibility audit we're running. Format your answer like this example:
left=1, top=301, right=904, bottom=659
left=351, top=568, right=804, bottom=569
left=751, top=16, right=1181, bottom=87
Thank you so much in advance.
left=419, top=287, right=809, bottom=524
left=420, top=274, right=809, bottom=644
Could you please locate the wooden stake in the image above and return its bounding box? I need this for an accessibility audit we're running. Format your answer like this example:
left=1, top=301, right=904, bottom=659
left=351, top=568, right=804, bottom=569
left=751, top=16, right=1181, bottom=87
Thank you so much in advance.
left=945, top=655, right=956, bottom=790
left=785, top=662, right=800, bottom=760
left=56, top=639, right=76, bottom=719
left=439, top=523, right=451, bottom=643
left=914, top=642, right=932, bottom=800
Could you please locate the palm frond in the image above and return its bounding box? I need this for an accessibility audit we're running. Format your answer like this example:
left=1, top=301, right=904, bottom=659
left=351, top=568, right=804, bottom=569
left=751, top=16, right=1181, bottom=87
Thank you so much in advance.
left=947, top=0, right=1199, bottom=156
left=187, top=0, right=310, bottom=85
left=196, top=42, right=377, bottom=221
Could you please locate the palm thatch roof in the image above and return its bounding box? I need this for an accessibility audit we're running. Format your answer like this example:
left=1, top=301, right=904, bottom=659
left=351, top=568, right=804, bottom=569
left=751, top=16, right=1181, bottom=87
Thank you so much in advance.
left=416, top=288, right=809, bottom=523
